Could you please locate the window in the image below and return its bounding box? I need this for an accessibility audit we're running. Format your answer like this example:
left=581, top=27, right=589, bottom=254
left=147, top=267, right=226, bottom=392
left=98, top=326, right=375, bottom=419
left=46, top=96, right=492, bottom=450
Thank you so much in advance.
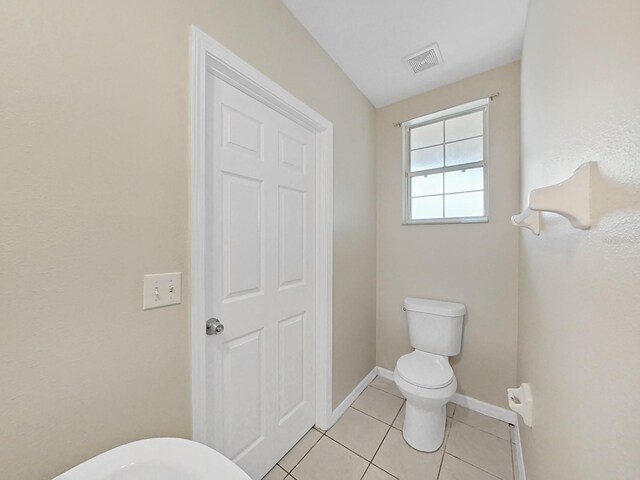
left=403, top=98, right=488, bottom=224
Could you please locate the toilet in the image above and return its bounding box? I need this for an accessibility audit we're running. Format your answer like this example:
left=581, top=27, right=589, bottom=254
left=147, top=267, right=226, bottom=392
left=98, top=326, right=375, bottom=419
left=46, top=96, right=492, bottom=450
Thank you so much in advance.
left=393, top=297, right=466, bottom=452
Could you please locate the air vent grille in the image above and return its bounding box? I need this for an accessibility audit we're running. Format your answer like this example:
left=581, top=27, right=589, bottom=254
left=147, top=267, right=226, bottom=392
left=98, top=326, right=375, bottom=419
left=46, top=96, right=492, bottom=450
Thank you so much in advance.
left=404, top=44, right=443, bottom=75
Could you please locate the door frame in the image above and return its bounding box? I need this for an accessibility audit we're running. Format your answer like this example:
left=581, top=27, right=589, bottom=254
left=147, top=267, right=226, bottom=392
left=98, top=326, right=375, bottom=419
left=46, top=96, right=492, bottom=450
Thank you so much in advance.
left=190, top=26, right=334, bottom=442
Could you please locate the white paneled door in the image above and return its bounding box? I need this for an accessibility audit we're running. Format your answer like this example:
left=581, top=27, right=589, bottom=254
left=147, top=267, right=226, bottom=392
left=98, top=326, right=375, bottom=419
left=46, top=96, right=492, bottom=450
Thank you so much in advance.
left=204, top=75, right=317, bottom=479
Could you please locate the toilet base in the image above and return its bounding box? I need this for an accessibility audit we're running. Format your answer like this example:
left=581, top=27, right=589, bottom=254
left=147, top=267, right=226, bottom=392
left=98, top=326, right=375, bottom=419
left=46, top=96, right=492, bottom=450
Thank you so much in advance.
left=402, top=402, right=446, bottom=452
left=393, top=364, right=457, bottom=453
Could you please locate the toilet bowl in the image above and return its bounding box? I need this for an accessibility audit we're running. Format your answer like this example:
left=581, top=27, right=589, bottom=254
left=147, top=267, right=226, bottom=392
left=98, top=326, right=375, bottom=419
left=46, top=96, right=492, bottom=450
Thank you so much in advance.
left=394, top=351, right=457, bottom=451
left=394, top=297, right=466, bottom=452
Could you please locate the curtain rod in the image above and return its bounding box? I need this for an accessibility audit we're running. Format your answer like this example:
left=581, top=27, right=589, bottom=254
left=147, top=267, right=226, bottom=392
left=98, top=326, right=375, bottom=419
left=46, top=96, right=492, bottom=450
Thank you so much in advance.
left=392, top=92, right=500, bottom=127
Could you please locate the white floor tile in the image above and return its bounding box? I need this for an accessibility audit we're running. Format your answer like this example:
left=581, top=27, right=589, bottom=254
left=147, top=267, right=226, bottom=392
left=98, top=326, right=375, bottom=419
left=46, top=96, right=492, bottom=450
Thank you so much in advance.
left=263, top=464, right=287, bottom=480
left=352, top=386, right=404, bottom=425
left=372, top=427, right=443, bottom=480
left=362, top=464, right=398, bottom=480
left=327, top=407, right=389, bottom=460
left=291, top=436, right=368, bottom=480
left=370, top=376, right=404, bottom=398
left=392, top=403, right=405, bottom=430
left=278, top=428, right=322, bottom=472
left=453, top=406, right=510, bottom=440
left=439, top=454, right=500, bottom=480
left=446, top=421, right=513, bottom=480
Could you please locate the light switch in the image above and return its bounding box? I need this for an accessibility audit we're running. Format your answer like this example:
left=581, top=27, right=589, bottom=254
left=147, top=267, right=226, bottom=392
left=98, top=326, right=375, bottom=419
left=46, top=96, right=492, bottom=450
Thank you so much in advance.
left=143, top=272, right=182, bottom=310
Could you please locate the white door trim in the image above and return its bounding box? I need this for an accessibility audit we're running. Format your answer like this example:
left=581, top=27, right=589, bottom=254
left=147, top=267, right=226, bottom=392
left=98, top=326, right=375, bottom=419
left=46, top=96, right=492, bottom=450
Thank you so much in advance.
left=190, top=25, right=334, bottom=441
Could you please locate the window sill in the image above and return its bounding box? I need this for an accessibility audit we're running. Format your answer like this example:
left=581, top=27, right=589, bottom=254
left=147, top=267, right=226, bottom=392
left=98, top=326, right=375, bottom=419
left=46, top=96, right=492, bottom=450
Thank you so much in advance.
left=402, top=216, right=489, bottom=225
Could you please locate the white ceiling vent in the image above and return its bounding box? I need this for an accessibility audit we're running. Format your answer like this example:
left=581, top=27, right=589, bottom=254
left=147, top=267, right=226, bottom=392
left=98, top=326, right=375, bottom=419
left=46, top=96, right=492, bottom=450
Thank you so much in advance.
left=404, top=44, right=443, bottom=75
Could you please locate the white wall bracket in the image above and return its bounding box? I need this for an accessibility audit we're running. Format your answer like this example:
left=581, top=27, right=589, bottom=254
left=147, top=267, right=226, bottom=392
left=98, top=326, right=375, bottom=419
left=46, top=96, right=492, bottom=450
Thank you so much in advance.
left=511, top=207, right=540, bottom=235
left=529, top=161, right=594, bottom=229
left=511, top=161, right=595, bottom=233
left=508, top=383, right=533, bottom=427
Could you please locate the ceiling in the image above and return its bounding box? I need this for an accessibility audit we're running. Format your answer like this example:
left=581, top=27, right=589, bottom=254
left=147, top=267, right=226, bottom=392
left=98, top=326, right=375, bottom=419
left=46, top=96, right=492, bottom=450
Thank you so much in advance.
left=282, top=0, right=529, bottom=107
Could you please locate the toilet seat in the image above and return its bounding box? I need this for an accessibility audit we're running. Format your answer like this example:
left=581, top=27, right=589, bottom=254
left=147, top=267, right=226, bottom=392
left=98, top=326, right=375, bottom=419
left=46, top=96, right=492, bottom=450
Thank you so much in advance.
left=396, top=351, right=454, bottom=389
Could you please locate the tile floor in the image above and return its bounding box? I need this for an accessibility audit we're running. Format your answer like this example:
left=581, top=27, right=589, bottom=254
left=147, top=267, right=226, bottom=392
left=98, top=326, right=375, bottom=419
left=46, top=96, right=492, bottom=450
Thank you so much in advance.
left=264, top=376, right=517, bottom=480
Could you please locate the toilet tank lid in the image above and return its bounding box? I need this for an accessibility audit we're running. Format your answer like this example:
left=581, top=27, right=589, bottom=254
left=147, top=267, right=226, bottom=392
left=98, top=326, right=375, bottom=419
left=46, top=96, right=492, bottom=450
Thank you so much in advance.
left=404, top=297, right=466, bottom=317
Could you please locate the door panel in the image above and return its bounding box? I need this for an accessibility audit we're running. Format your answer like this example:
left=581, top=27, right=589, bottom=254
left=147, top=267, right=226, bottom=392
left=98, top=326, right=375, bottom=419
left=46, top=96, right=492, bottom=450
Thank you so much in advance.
left=278, top=131, right=306, bottom=173
left=278, top=186, right=305, bottom=288
left=222, top=329, right=265, bottom=459
left=278, top=313, right=305, bottom=422
left=223, top=105, right=264, bottom=158
left=222, top=173, right=264, bottom=301
left=205, top=74, right=316, bottom=479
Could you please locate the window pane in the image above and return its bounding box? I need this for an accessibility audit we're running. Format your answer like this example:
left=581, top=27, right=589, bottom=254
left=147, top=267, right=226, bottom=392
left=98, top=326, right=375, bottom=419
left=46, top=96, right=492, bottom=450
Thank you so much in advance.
left=444, top=191, right=484, bottom=218
left=412, top=195, right=443, bottom=220
left=445, top=110, right=483, bottom=142
left=445, top=136, right=483, bottom=166
left=411, top=145, right=443, bottom=171
left=411, top=173, right=443, bottom=197
left=444, top=167, right=484, bottom=194
left=411, top=122, right=443, bottom=149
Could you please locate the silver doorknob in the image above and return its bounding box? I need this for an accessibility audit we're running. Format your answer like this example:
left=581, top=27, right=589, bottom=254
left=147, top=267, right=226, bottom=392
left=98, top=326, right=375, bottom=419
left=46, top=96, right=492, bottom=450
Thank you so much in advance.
left=206, top=318, right=225, bottom=335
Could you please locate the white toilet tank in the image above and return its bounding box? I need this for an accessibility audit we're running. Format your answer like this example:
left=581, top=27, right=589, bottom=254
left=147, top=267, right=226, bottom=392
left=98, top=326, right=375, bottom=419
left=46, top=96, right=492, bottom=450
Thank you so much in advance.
left=404, top=297, right=466, bottom=356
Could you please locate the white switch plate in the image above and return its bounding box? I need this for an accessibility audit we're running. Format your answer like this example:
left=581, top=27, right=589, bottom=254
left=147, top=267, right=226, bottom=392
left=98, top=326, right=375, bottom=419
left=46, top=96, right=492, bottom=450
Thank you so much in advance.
left=143, top=272, right=182, bottom=310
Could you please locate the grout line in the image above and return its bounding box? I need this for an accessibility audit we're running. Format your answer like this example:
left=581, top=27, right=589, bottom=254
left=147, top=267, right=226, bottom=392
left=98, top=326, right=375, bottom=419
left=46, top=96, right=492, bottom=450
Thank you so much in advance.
left=277, top=428, right=324, bottom=474
left=366, top=399, right=404, bottom=473
left=435, top=414, right=452, bottom=479
left=363, top=384, right=403, bottom=400
left=370, top=458, right=401, bottom=480
left=368, top=425, right=393, bottom=473
left=369, top=462, right=401, bottom=480
left=448, top=417, right=512, bottom=443
left=435, top=451, right=446, bottom=480
left=359, top=399, right=404, bottom=480
left=445, top=452, right=505, bottom=480
left=324, top=433, right=375, bottom=464
left=375, top=466, right=400, bottom=480
left=368, top=383, right=405, bottom=400
left=350, top=404, right=398, bottom=427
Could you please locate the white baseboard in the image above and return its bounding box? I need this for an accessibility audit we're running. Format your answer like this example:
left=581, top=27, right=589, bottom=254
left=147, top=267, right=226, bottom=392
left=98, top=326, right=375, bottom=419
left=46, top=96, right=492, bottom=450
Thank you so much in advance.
left=450, top=393, right=517, bottom=424
left=376, top=366, right=394, bottom=380
left=329, top=367, right=378, bottom=427
left=512, top=419, right=527, bottom=480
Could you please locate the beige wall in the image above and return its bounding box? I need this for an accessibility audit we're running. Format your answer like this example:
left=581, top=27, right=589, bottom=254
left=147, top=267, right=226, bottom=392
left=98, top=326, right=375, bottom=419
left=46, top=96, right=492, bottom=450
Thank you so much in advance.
left=375, top=63, right=520, bottom=408
left=0, top=1, right=376, bottom=478
left=518, top=0, right=640, bottom=478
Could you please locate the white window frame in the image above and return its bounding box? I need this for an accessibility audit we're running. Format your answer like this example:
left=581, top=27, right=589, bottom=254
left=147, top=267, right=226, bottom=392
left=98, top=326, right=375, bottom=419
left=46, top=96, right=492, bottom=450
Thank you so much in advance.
left=402, top=98, right=489, bottom=225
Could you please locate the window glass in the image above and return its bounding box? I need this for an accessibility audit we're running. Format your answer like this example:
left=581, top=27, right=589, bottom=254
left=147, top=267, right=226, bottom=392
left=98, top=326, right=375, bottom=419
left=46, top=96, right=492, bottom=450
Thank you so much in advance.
left=445, top=110, right=483, bottom=142
left=444, top=191, right=484, bottom=218
left=410, top=145, right=443, bottom=171
left=444, top=167, right=484, bottom=194
left=411, top=173, right=443, bottom=197
left=411, top=122, right=443, bottom=150
left=412, top=196, right=443, bottom=219
left=445, top=136, right=483, bottom=166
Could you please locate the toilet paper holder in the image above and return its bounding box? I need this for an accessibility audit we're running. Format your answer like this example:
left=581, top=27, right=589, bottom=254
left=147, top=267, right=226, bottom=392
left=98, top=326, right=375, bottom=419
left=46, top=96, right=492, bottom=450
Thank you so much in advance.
left=507, top=383, right=533, bottom=427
